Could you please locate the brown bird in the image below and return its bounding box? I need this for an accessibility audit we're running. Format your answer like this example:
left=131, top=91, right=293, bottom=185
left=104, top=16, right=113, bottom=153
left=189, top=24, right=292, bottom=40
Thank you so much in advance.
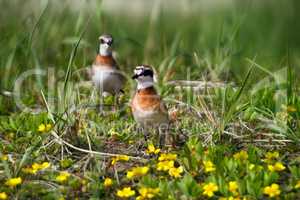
left=131, top=65, right=169, bottom=146
left=91, top=34, right=125, bottom=110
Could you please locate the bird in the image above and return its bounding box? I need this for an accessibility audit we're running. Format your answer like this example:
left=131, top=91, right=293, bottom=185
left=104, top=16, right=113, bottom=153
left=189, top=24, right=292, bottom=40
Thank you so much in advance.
left=131, top=65, right=169, bottom=146
left=91, top=34, right=125, bottom=111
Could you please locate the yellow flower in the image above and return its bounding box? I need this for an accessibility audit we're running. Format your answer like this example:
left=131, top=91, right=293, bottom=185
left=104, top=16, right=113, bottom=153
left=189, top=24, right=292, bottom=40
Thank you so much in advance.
left=263, top=183, right=281, bottom=197
left=118, top=155, right=130, bottom=161
left=295, top=180, right=300, bottom=189
left=5, top=177, right=22, bottom=187
left=126, top=166, right=149, bottom=179
left=264, top=152, right=279, bottom=163
left=22, top=166, right=38, bottom=174
left=111, top=155, right=129, bottom=165
left=286, top=105, right=297, bottom=112
left=156, top=160, right=174, bottom=171
left=268, top=162, right=285, bottom=172
left=0, top=192, right=7, bottom=200
left=219, top=197, right=241, bottom=200
left=158, top=153, right=177, bottom=161
left=56, top=171, right=70, bottom=183
left=128, top=140, right=134, bottom=144
left=202, top=182, right=218, bottom=197
left=33, top=162, right=50, bottom=170
left=249, top=164, right=255, bottom=170
left=228, top=181, right=238, bottom=195
left=136, top=187, right=160, bottom=199
left=31, top=163, right=41, bottom=172
left=233, top=151, right=248, bottom=161
left=104, top=178, right=113, bottom=187
left=111, top=158, right=117, bottom=165
left=116, top=187, right=135, bottom=198
left=81, top=179, right=87, bottom=185
left=41, top=162, right=50, bottom=168
left=168, top=166, right=183, bottom=178
left=23, top=162, right=51, bottom=174
left=146, top=143, right=160, bottom=155
left=38, top=123, right=52, bottom=132
left=1, top=154, right=8, bottom=161
left=38, top=124, right=46, bottom=132
left=203, top=160, right=216, bottom=173
left=46, top=124, right=52, bottom=131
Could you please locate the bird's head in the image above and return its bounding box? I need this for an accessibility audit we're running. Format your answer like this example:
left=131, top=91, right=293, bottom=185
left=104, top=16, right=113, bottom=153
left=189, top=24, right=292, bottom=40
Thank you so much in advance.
left=98, top=34, right=113, bottom=56
left=132, top=65, right=155, bottom=89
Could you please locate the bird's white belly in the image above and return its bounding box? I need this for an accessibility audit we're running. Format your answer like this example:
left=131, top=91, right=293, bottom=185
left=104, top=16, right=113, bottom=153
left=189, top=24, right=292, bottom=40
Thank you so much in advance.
left=133, top=109, right=169, bottom=127
left=92, top=67, right=123, bottom=94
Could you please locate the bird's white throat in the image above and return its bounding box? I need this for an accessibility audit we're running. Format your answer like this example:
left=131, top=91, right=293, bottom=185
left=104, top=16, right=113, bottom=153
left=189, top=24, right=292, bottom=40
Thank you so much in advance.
left=137, top=79, right=154, bottom=90
left=99, top=44, right=112, bottom=56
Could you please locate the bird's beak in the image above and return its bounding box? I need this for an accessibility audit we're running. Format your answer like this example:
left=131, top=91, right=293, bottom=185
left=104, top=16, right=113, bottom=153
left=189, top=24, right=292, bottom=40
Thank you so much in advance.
left=132, top=74, right=138, bottom=79
left=107, top=41, right=113, bottom=46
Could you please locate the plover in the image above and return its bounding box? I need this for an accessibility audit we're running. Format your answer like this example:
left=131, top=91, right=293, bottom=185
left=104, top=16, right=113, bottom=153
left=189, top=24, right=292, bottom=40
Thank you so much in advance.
left=131, top=65, right=169, bottom=145
left=91, top=34, right=125, bottom=110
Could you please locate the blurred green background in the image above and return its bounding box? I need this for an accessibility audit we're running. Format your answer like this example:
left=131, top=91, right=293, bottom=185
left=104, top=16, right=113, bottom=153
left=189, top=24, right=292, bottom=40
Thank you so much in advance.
left=0, top=0, right=299, bottom=113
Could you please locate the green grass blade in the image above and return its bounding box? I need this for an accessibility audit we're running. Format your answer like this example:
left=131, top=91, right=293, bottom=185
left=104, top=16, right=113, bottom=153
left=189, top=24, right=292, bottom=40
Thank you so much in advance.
left=63, top=16, right=91, bottom=92
left=27, top=0, right=49, bottom=56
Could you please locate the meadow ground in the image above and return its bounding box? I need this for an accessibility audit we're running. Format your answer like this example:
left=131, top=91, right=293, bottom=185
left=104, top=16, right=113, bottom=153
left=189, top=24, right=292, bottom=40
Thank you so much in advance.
left=0, top=0, right=300, bottom=199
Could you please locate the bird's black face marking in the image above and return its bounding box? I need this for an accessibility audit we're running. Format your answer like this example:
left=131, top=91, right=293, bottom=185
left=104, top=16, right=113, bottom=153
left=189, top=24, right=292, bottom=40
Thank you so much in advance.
left=99, top=34, right=113, bottom=46
left=107, top=39, right=113, bottom=46
left=142, top=69, right=154, bottom=77
left=132, top=66, right=154, bottom=79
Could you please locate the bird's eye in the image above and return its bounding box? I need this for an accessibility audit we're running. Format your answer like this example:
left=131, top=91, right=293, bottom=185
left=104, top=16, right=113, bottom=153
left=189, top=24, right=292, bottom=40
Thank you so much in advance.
left=100, top=38, right=105, bottom=44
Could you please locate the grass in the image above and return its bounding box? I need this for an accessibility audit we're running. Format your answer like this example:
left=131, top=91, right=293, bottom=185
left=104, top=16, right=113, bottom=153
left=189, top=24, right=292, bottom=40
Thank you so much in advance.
left=0, top=0, right=300, bottom=199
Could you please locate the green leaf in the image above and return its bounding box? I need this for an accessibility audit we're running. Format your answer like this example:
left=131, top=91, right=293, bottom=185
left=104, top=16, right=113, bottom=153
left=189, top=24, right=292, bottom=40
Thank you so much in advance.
left=177, top=175, right=201, bottom=198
